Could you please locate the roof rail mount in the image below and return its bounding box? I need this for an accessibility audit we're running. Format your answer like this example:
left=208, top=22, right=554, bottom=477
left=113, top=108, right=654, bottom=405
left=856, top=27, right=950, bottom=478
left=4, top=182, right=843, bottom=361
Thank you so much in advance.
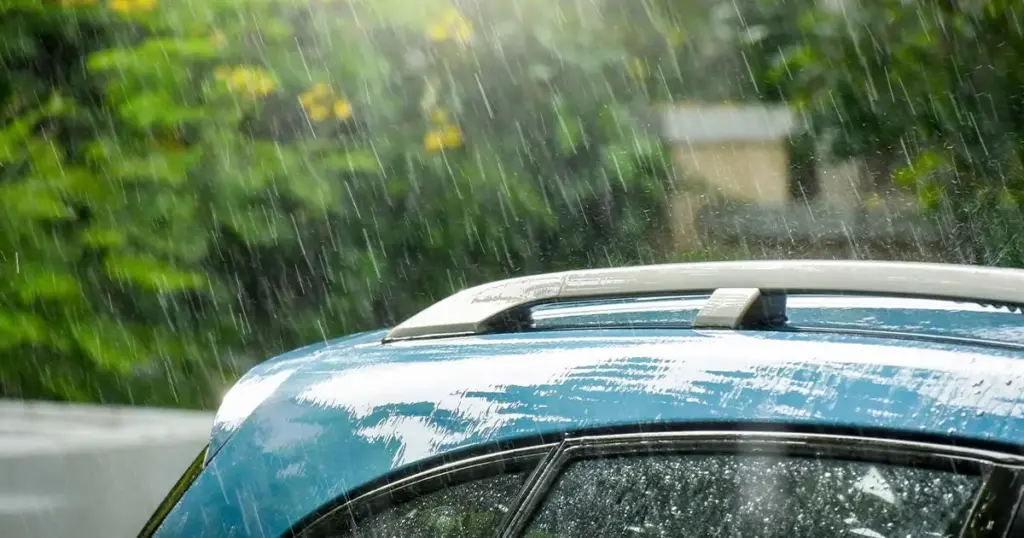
left=384, top=260, right=1024, bottom=342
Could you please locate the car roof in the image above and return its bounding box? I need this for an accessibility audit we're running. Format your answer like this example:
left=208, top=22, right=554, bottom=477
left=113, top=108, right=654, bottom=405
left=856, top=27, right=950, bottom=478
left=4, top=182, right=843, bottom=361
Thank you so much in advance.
left=156, top=293, right=1024, bottom=538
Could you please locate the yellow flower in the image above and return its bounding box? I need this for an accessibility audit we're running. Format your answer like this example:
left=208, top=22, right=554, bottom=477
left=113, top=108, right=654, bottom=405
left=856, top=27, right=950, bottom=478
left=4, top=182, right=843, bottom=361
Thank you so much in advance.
left=255, top=78, right=276, bottom=97
left=423, top=125, right=463, bottom=152
left=229, top=69, right=252, bottom=88
left=299, top=83, right=352, bottom=119
left=445, top=8, right=473, bottom=40
left=108, top=0, right=155, bottom=12
left=441, top=125, right=462, bottom=148
left=423, top=130, right=445, bottom=152
left=427, top=23, right=450, bottom=42
left=427, top=6, right=472, bottom=43
left=214, top=66, right=233, bottom=80
left=307, top=104, right=330, bottom=122
left=299, top=90, right=318, bottom=108
left=333, top=99, right=353, bottom=120
left=221, top=66, right=276, bottom=98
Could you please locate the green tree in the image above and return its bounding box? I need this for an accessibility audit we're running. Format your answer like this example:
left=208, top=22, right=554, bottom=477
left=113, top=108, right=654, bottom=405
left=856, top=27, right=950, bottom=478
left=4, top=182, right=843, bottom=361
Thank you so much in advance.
left=0, top=0, right=675, bottom=407
left=0, top=1, right=217, bottom=404
left=751, top=0, right=1024, bottom=265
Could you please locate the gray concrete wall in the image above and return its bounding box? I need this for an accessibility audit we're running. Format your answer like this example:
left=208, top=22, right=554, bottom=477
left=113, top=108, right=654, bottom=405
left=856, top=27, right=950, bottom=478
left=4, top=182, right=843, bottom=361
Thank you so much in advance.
left=0, top=400, right=213, bottom=538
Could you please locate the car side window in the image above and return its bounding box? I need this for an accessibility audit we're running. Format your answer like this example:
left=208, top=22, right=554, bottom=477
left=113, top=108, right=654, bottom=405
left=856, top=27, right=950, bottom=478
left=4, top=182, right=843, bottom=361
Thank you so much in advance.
left=522, top=453, right=982, bottom=538
left=301, top=470, right=529, bottom=538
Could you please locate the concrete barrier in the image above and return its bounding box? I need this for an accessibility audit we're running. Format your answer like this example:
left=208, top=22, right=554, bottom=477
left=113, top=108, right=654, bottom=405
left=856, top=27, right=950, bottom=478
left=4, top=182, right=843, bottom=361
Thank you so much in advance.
left=0, top=400, right=213, bottom=538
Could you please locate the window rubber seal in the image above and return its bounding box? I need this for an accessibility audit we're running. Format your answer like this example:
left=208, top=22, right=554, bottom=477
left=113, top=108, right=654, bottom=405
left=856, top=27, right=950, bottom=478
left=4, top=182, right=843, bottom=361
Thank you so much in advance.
left=137, top=445, right=209, bottom=538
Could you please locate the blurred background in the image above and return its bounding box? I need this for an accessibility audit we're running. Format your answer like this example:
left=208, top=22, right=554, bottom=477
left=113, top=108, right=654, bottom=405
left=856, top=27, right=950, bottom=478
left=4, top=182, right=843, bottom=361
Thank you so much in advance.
left=2, top=0, right=1023, bottom=535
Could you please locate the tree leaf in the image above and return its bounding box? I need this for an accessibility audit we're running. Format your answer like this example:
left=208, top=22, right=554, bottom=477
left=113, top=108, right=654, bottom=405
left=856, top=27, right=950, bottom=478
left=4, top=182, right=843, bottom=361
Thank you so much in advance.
left=81, top=227, right=129, bottom=249
left=118, top=93, right=210, bottom=128
left=103, top=255, right=208, bottom=292
left=0, top=312, right=47, bottom=350
left=320, top=150, right=382, bottom=173
left=12, top=269, right=82, bottom=303
left=0, top=184, right=73, bottom=220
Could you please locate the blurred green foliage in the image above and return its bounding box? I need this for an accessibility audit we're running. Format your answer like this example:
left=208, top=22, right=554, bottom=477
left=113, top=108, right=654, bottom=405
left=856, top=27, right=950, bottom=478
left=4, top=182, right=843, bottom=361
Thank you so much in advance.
left=4, top=0, right=1023, bottom=408
left=745, top=0, right=1024, bottom=266
left=0, top=0, right=676, bottom=407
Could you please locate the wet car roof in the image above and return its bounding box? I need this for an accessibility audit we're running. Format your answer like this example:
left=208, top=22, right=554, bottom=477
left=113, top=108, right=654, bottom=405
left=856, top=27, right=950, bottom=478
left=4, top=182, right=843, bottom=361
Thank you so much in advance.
left=156, top=296, right=1024, bottom=537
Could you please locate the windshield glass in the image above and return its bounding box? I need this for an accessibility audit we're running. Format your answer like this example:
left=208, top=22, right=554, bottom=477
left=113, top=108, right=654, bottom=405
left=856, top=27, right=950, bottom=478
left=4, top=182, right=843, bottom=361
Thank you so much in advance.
left=2, top=0, right=1021, bottom=405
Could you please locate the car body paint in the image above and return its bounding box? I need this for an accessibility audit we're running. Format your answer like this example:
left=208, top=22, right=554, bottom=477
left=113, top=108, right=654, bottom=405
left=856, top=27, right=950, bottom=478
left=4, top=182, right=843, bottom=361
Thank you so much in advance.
left=154, top=303, right=1024, bottom=537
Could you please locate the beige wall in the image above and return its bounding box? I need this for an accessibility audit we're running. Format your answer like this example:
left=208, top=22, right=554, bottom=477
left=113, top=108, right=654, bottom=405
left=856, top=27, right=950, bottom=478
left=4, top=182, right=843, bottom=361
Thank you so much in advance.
left=671, top=140, right=790, bottom=204
left=668, top=140, right=790, bottom=247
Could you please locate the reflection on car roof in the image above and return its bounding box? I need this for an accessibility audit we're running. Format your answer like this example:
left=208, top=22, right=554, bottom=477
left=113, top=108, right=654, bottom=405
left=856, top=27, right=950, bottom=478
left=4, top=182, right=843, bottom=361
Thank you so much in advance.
left=160, top=318, right=1024, bottom=538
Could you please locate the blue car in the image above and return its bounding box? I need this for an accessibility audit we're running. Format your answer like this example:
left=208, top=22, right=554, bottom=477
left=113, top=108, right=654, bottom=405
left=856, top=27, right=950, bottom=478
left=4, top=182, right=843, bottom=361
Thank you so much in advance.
left=142, top=260, right=1024, bottom=538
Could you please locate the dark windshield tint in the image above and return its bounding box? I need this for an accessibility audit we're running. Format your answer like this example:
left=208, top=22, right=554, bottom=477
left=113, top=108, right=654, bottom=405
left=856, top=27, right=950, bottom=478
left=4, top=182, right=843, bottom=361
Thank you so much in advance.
left=524, top=453, right=981, bottom=538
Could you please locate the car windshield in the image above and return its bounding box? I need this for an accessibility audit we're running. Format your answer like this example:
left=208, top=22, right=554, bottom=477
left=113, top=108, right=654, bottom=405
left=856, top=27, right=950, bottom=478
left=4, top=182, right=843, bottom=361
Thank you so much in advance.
left=2, top=0, right=1022, bottom=404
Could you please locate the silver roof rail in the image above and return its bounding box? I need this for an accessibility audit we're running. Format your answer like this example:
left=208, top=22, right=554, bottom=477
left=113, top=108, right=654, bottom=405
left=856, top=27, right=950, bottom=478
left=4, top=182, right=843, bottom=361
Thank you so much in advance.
left=383, top=260, right=1024, bottom=342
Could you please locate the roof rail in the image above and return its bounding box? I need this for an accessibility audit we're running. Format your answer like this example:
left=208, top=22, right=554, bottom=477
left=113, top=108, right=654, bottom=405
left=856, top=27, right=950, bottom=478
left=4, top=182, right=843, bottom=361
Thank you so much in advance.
left=383, top=261, right=1024, bottom=342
